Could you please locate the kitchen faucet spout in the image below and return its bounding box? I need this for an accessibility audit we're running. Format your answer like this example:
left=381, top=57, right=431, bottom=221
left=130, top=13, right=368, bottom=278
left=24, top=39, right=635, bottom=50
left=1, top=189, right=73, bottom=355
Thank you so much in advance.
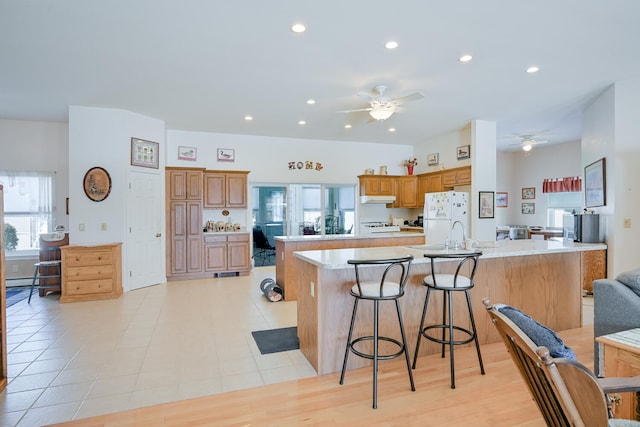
left=451, top=220, right=466, bottom=247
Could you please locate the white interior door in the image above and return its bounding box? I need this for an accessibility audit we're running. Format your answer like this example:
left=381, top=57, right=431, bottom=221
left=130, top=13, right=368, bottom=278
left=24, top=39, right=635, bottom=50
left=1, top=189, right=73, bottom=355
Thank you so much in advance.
left=126, top=170, right=164, bottom=291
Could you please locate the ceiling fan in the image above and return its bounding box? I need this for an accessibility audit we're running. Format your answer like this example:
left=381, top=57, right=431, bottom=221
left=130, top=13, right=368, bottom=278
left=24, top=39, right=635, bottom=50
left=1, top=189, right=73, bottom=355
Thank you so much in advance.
left=510, top=135, right=549, bottom=152
left=337, top=85, right=424, bottom=121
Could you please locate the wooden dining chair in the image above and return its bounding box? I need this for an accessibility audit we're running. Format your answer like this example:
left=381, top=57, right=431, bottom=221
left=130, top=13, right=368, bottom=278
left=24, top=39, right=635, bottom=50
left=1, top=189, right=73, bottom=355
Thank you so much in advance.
left=483, top=299, right=640, bottom=427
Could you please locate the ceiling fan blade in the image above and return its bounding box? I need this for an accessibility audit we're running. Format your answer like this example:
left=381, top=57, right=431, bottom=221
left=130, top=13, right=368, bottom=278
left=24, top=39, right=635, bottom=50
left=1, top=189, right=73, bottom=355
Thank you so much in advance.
left=336, top=107, right=373, bottom=113
left=393, top=92, right=424, bottom=105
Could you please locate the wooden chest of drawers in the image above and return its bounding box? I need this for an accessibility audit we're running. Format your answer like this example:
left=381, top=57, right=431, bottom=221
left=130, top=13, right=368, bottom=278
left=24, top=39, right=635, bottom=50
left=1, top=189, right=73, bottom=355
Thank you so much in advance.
left=60, top=243, right=122, bottom=303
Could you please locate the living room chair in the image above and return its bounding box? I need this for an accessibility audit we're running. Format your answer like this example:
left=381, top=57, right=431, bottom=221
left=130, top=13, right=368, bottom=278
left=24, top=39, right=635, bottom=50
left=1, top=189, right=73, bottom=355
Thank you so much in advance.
left=483, top=299, right=640, bottom=427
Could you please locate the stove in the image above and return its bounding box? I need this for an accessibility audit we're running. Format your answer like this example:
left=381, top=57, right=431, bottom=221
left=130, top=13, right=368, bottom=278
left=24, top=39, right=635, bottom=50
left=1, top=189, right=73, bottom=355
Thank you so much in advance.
left=360, top=222, right=401, bottom=234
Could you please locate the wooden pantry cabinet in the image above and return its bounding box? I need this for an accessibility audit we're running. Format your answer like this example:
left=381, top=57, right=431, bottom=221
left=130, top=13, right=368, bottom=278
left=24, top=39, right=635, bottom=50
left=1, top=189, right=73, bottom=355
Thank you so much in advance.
left=203, top=171, right=249, bottom=209
left=203, top=233, right=250, bottom=276
left=167, top=168, right=203, bottom=279
left=60, top=243, right=122, bottom=303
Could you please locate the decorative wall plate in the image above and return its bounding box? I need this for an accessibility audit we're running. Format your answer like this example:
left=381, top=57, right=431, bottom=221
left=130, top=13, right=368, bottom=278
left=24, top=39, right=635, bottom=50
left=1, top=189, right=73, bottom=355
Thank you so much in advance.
left=83, top=167, right=112, bottom=202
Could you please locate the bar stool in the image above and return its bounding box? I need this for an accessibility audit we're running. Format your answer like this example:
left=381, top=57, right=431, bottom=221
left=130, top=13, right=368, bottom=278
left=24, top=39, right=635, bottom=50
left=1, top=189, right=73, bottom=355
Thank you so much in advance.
left=28, top=247, right=62, bottom=303
left=412, top=251, right=484, bottom=389
left=339, top=255, right=415, bottom=409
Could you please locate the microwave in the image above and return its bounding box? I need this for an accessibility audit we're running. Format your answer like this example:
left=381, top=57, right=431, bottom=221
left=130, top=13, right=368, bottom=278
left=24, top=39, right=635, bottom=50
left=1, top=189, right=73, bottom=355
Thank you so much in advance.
left=570, top=214, right=600, bottom=243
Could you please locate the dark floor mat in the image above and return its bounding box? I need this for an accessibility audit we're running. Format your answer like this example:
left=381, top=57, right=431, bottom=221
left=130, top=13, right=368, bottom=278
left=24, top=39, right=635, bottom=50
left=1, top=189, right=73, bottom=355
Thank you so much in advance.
left=251, top=326, right=299, bottom=354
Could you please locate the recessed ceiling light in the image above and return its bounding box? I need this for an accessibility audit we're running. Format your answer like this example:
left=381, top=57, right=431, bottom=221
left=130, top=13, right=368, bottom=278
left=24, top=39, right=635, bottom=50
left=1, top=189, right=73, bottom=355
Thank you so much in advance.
left=388, top=128, right=396, bottom=132
left=244, top=115, right=253, bottom=121
left=344, top=124, right=352, bottom=129
left=306, top=99, right=315, bottom=105
left=459, top=54, right=473, bottom=62
left=385, top=41, right=398, bottom=49
left=526, top=66, right=540, bottom=73
left=291, top=23, right=306, bottom=33
left=298, top=120, right=306, bottom=125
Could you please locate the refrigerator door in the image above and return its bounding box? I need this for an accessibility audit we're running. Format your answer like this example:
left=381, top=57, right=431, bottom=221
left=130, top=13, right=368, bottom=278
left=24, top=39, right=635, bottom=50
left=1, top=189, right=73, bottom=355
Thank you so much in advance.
left=425, top=191, right=452, bottom=220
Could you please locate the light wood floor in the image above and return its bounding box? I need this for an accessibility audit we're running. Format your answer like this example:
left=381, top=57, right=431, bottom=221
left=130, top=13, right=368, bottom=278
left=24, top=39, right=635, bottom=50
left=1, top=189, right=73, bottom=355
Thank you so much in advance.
left=49, top=325, right=595, bottom=427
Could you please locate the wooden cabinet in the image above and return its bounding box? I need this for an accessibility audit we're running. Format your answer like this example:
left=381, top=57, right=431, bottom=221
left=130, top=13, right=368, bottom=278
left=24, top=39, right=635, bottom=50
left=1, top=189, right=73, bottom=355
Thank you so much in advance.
left=581, top=249, right=606, bottom=293
left=169, top=169, right=202, bottom=200
left=442, top=166, right=471, bottom=188
left=417, top=173, right=443, bottom=207
left=60, top=243, right=122, bottom=303
left=203, top=171, right=248, bottom=208
left=0, top=185, right=7, bottom=391
left=167, top=168, right=203, bottom=279
left=169, top=201, right=202, bottom=275
left=390, top=176, right=418, bottom=208
left=204, top=233, right=250, bottom=276
left=358, top=175, right=394, bottom=196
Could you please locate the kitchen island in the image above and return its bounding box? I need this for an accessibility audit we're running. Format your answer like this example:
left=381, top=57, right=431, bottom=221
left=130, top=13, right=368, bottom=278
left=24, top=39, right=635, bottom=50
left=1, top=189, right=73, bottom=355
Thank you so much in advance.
left=275, top=232, right=425, bottom=301
left=294, top=239, right=606, bottom=375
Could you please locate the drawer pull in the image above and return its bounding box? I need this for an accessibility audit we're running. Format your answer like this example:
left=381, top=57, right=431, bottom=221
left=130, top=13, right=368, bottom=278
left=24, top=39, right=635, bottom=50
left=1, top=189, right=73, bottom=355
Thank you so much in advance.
left=98, top=257, right=102, bottom=260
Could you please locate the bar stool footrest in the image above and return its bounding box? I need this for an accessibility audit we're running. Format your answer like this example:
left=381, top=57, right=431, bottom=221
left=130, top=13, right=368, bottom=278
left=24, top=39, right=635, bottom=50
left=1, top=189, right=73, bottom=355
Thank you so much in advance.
left=421, top=324, right=476, bottom=346
left=350, top=336, right=405, bottom=361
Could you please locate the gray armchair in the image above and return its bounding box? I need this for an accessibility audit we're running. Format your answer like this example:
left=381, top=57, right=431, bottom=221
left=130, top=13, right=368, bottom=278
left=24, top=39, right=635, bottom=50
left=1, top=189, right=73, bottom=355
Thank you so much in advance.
left=593, top=268, right=640, bottom=376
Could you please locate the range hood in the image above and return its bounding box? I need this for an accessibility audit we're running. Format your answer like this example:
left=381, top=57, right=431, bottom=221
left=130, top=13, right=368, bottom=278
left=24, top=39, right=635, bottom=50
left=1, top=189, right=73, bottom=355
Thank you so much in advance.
left=360, top=195, right=396, bottom=204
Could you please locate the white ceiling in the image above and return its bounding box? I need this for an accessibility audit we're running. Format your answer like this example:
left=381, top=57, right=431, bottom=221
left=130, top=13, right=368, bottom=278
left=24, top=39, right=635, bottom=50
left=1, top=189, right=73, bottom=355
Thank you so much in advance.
left=2, top=1, right=639, bottom=151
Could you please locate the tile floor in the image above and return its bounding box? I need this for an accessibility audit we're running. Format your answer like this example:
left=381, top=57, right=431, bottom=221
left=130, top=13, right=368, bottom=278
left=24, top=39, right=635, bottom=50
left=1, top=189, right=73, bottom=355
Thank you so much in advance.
left=0, top=269, right=596, bottom=427
left=0, top=266, right=316, bottom=426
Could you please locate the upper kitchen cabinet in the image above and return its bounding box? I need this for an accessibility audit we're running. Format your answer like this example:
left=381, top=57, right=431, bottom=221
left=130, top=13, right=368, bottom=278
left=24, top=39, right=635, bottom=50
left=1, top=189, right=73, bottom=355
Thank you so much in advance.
left=442, top=166, right=471, bottom=189
left=204, top=171, right=249, bottom=209
left=417, top=173, right=443, bottom=207
left=168, top=168, right=202, bottom=200
left=358, top=175, right=394, bottom=196
left=389, top=176, right=418, bottom=208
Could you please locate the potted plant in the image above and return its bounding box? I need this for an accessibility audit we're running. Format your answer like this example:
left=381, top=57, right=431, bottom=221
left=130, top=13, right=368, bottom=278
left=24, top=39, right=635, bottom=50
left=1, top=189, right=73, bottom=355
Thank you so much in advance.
left=404, top=158, right=418, bottom=175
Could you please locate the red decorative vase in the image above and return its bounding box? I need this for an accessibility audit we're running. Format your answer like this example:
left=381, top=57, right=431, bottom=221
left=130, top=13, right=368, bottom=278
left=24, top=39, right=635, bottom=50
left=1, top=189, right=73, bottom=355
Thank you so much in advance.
left=407, top=166, right=414, bottom=175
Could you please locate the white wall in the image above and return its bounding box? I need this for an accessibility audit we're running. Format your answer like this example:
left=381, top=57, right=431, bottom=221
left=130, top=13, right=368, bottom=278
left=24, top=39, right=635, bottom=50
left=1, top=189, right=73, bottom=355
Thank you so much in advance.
left=583, top=79, right=640, bottom=276
left=0, top=119, right=69, bottom=231
left=495, top=141, right=582, bottom=227
left=413, top=124, right=472, bottom=174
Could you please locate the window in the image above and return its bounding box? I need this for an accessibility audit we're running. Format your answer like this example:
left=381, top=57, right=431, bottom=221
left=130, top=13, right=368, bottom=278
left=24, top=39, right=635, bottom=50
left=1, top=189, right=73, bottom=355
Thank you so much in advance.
left=0, top=171, right=55, bottom=254
left=546, top=192, right=581, bottom=228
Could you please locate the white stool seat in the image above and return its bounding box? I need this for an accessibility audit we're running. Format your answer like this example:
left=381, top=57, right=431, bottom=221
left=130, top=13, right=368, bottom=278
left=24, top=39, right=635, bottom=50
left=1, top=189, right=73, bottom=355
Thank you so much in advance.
left=423, top=274, right=471, bottom=289
left=351, top=281, right=401, bottom=298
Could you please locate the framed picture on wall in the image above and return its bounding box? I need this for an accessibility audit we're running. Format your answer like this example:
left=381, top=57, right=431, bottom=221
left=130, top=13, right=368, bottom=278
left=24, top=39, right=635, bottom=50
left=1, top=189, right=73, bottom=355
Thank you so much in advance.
left=584, top=157, right=606, bottom=207
left=456, top=145, right=470, bottom=160
left=131, top=138, right=159, bottom=169
left=522, top=187, right=535, bottom=200
left=479, top=191, right=494, bottom=218
left=217, top=148, right=235, bottom=162
left=522, top=202, right=535, bottom=214
left=496, top=192, right=508, bottom=208
left=427, top=153, right=439, bottom=166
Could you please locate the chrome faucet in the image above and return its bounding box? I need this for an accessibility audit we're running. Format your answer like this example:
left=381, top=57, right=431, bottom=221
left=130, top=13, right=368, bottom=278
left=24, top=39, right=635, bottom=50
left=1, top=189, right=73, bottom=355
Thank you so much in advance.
left=450, top=220, right=466, bottom=249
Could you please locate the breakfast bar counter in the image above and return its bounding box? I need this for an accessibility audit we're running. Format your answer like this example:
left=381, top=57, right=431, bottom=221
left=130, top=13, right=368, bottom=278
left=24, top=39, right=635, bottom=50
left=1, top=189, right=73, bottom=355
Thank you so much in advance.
left=294, top=239, right=606, bottom=375
left=274, top=232, right=425, bottom=301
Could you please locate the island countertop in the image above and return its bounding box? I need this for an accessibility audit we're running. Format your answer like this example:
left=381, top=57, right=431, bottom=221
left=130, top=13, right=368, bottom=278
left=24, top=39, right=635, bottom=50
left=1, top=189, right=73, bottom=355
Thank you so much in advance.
left=275, top=231, right=424, bottom=243
left=294, top=238, right=607, bottom=375
left=292, top=239, right=607, bottom=269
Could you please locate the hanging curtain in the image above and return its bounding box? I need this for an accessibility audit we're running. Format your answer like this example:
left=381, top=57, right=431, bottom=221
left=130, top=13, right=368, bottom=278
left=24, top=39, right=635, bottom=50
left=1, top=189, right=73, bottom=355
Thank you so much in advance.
left=542, top=176, right=582, bottom=193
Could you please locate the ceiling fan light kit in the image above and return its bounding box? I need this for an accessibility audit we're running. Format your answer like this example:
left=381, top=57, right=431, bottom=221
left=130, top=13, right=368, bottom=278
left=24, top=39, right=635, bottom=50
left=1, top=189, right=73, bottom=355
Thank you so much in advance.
left=369, top=109, right=393, bottom=121
left=338, top=84, right=424, bottom=122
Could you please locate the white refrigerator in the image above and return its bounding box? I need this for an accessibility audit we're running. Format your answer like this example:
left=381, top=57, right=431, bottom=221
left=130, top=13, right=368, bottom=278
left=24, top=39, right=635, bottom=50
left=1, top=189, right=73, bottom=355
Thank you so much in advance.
left=424, top=191, right=469, bottom=245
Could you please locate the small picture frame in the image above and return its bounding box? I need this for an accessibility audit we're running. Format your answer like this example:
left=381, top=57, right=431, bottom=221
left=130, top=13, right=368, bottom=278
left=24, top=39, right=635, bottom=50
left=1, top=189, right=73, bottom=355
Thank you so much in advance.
left=496, top=192, right=508, bottom=208
left=584, top=157, right=606, bottom=207
left=427, top=153, right=439, bottom=166
left=456, top=145, right=470, bottom=160
left=522, top=187, right=536, bottom=199
left=522, top=202, right=535, bottom=214
left=479, top=191, right=495, bottom=218
left=217, top=148, right=235, bottom=162
left=178, top=146, right=197, bottom=161
left=131, top=137, right=159, bottom=169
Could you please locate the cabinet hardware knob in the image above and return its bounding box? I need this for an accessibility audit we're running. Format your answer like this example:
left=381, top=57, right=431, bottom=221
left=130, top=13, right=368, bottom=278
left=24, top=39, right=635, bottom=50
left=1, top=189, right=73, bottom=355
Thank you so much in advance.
left=156, top=233, right=162, bottom=237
